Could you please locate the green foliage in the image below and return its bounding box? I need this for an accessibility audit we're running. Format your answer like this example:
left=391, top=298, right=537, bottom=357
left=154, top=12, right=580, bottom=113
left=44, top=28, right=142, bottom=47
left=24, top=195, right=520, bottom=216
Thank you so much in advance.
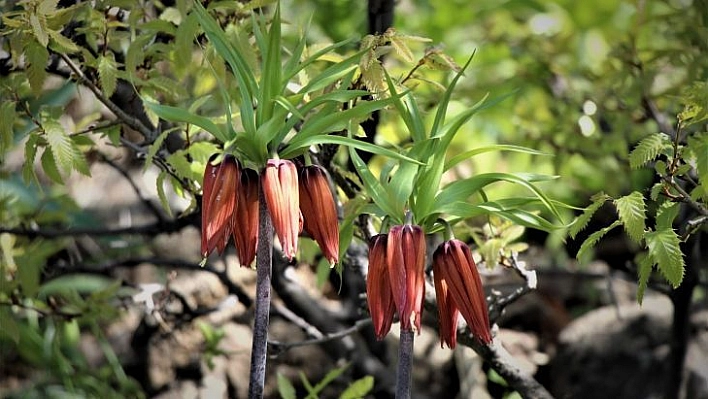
left=614, top=191, right=646, bottom=243
left=644, top=228, right=684, bottom=288
left=277, top=364, right=373, bottom=399
left=628, top=133, right=671, bottom=170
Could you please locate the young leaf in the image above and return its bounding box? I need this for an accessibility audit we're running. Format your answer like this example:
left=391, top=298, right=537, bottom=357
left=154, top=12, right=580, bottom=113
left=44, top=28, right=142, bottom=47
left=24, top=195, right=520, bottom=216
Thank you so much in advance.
left=569, top=193, right=611, bottom=239
left=628, top=133, right=670, bottom=169
left=644, top=228, right=684, bottom=288
left=98, top=53, right=118, bottom=98
left=655, top=202, right=679, bottom=230
left=25, top=40, right=49, bottom=95
left=576, top=220, right=622, bottom=262
left=339, top=376, right=374, bottom=399
left=614, top=191, right=646, bottom=243
left=277, top=373, right=296, bottom=399
left=635, top=252, right=653, bottom=305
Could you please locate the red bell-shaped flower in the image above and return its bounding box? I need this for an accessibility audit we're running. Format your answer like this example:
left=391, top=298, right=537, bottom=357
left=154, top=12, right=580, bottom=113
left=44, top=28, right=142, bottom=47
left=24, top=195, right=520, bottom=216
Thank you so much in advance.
left=433, top=267, right=460, bottom=348
left=387, top=224, right=426, bottom=333
left=201, top=155, right=240, bottom=257
left=299, top=165, right=339, bottom=265
left=262, top=159, right=301, bottom=260
left=232, top=168, right=259, bottom=267
left=433, top=239, right=492, bottom=344
left=366, top=234, right=396, bottom=340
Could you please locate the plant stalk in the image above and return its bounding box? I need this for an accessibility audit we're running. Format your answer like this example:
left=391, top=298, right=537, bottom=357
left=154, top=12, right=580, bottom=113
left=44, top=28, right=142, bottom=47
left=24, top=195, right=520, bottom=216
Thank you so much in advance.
left=248, top=187, right=273, bottom=398
left=396, top=328, right=415, bottom=399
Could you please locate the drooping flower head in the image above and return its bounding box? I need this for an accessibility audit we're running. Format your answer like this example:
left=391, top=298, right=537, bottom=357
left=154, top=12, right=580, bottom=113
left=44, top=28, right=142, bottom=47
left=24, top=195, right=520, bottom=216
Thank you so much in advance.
left=433, top=266, right=460, bottom=348
left=366, top=234, right=396, bottom=340
left=201, top=154, right=240, bottom=257
left=232, top=168, right=259, bottom=267
left=433, top=239, right=492, bottom=344
left=299, top=165, right=339, bottom=265
left=387, top=224, right=426, bottom=333
left=262, top=159, right=301, bottom=260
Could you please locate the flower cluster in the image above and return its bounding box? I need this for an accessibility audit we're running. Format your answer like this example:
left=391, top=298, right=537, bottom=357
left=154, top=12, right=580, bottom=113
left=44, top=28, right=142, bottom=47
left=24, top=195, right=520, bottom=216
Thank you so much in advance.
left=366, top=225, right=492, bottom=347
left=201, top=156, right=339, bottom=266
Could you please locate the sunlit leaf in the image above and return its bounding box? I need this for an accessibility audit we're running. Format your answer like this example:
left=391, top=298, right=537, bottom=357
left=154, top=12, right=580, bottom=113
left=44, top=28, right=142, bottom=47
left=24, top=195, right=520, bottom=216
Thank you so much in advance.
left=644, top=228, right=684, bottom=288
left=569, top=193, right=611, bottom=239
left=628, top=133, right=670, bottom=169
left=340, top=376, right=374, bottom=399
left=576, top=220, right=622, bottom=262
left=614, top=191, right=646, bottom=243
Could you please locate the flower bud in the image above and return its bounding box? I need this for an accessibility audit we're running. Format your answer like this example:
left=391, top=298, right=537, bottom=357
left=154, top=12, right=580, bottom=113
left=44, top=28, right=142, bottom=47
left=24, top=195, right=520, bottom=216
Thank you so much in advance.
left=387, top=224, right=426, bottom=333
left=433, top=267, right=460, bottom=348
left=433, top=240, right=492, bottom=344
left=262, top=159, right=300, bottom=260
left=201, top=155, right=239, bottom=257
left=232, top=168, right=259, bottom=267
left=299, top=165, right=339, bottom=265
left=366, top=234, right=396, bottom=340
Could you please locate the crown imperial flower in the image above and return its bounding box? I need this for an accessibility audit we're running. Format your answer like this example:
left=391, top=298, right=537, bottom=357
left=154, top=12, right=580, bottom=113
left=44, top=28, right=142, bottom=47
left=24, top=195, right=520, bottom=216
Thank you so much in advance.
left=232, top=168, right=259, bottom=267
left=262, top=159, right=301, bottom=260
left=201, top=155, right=240, bottom=257
left=366, top=234, right=396, bottom=340
left=433, top=239, right=492, bottom=345
left=387, top=224, right=426, bottom=332
left=299, top=165, right=339, bottom=265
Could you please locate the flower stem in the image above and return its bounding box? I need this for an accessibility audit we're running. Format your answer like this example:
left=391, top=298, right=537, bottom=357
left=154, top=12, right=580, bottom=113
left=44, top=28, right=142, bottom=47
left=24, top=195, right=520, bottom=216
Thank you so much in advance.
left=248, top=186, right=273, bottom=398
left=396, top=328, right=415, bottom=399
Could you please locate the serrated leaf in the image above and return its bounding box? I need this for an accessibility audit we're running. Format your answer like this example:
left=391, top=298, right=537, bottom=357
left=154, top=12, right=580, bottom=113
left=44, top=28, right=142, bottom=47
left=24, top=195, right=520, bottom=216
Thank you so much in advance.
left=614, top=191, right=646, bottom=243
left=644, top=228, right=684, bottom=288
left=277, top=373, right=296, bottom=399
left=390, top=35, right=415, bottom=63
left=0, top=102, right=15, bottom=154
left=44, top=120, right=75, bottom=173
left=340, top=376, right=374, bottom=399
left=655, top=202, right=679, bottom=230
left=23, top=133, right=40, bottom=183
left=40, top=148, right=63, bottom=184
left=629, top=133, right=670, bottom=169
left=38, top=0, right=58, bottom=15
left=576, top=220, right=621, bottom=262
left=29, top=14, right=48, bottom=47
left=569, top=193, right=610, bottom=239
left=635, top=252, right=653, bottom=305
left=98, top=53, right=118, bottom=98
left=25, top=40, right=49, bottom=95
left=423, top=48, right=461, bottom=72
left=48, top=29, right=80, bottom=53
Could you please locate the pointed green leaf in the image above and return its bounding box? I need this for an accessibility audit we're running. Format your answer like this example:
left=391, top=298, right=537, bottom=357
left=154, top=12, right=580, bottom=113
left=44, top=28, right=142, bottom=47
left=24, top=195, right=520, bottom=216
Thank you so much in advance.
left=98, top=53, right=118, bottom=98
left=277, top=373, right=296, bottom=399
left=348, top=142, right=400, bottom=220
left=156, top=171, right=174, bottom=217
left=25, top=40, right=49, bottom=95
left=282, top=134, right=422, bottom=165
left=434, top=172, right=561, bottom=221
left=629, top=133, right=670, bottom=169
left=40, top=148, right=63, bottom=184
left=0, top=102, right=15, bottom=155
left=145, top=102, right=228, bottom=142
left=614, top=191, right=646, bottom=243
left=29, top=14, right=48, bottom=47
left=569, top=193, right=611, bottom=239
left=577, top=220, right=622, bottom=262
left=429, top=53, right=474, bottom=137
left=635, top=252, right=653, bottom=305
left=656, top=202, right=680, bottom=230
left=257, top=4, right=282, bottom=125
left=340, top=376, right=374, bottom=399
left=23, top=133, right=40, bottom=183
left=644, top=228, right=684, bottom=288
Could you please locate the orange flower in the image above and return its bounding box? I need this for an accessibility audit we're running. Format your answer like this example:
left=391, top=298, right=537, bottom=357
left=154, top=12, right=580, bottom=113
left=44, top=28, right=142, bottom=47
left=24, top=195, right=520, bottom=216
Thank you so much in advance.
left=201, top=155, right=240, bottom=257
left=262, top=159, right=301, bottom=260
left=299, top=165, right=339, bottom=265
left=232, top=168, right=259, bottom=267
left=432, top=240, right=492, bottom=344
left=387, top=224, right=426, bottom=332
left=366, top=234, right=396, bottom=340
left=433, top=266, right=460, bottom=348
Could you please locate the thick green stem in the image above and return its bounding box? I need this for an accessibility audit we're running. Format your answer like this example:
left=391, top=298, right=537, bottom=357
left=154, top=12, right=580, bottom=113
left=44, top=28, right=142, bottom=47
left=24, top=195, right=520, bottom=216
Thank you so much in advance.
left=248, top=187, right=273, bottom=398
left=396, top=328, right=415, bottom=399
